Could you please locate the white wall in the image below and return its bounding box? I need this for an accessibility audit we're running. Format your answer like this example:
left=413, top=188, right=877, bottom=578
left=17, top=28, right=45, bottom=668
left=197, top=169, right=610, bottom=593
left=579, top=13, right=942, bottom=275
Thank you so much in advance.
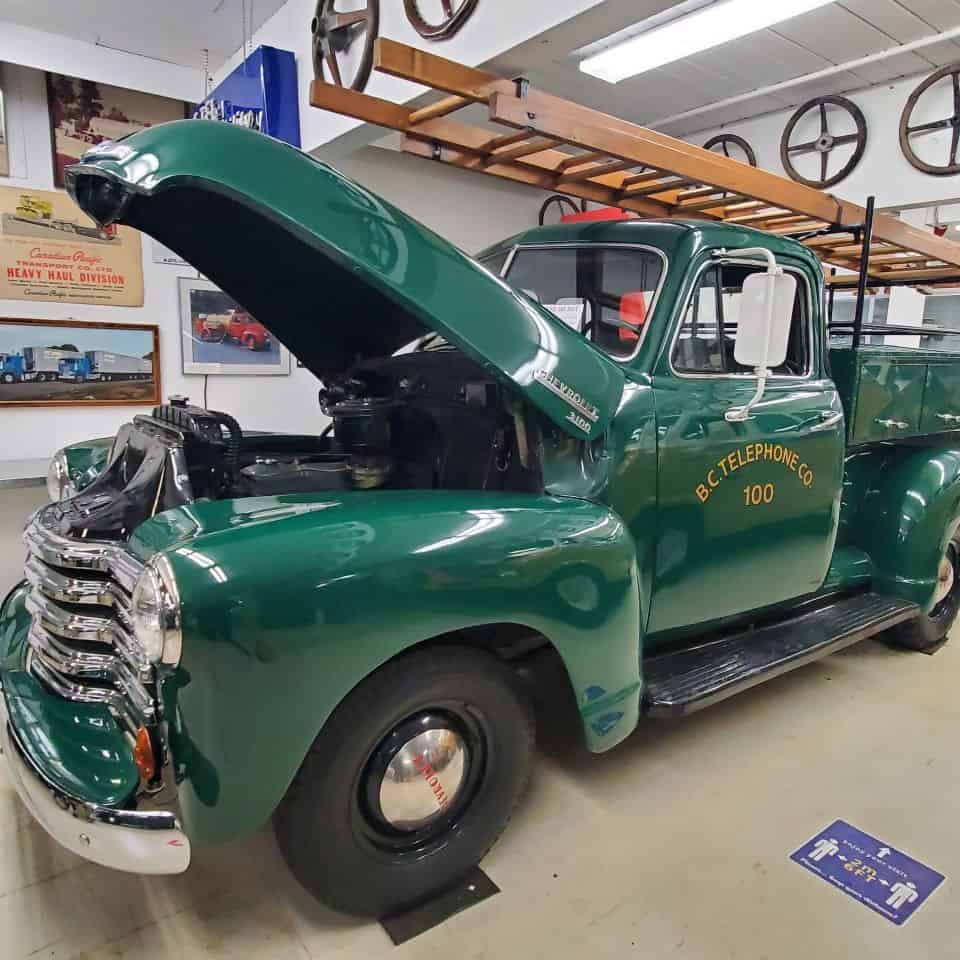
left=0, top=63, right=542, bottom=479
left=687, top=72, right=960, bottom=210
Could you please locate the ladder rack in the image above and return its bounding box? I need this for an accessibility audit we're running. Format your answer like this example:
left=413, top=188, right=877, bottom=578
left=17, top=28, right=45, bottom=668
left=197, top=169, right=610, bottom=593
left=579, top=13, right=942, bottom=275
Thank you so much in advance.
left=311, top=39, right=960, bottom=285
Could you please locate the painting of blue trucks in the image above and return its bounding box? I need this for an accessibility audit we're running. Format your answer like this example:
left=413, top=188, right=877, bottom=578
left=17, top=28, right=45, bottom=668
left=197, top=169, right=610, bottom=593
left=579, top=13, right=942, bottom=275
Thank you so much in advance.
left=0, top=319, right=159, bottom=406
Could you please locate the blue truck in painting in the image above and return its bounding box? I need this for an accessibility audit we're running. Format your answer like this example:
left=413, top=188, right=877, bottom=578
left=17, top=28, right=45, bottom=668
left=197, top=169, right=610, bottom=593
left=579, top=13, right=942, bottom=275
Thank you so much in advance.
left=58, top=351, right=152, bottom=383
left=0, top=353, right=25, bottom=384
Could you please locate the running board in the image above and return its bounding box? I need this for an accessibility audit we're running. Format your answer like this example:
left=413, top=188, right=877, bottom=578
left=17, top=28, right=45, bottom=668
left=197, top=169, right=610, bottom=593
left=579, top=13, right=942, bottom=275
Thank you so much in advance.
left=643, top=593, right=919, bottom=718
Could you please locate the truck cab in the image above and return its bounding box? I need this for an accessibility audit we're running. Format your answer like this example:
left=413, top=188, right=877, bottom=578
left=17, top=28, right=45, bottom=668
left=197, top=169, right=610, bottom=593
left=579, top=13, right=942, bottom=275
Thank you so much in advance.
left=4, top=120, right=959, bottom=920
left=0, top=352, right=25, bottom=384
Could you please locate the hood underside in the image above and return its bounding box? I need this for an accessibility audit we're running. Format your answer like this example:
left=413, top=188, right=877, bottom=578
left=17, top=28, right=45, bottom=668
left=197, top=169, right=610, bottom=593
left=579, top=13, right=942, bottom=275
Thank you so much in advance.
left=65, top=121, right=623, bottom=440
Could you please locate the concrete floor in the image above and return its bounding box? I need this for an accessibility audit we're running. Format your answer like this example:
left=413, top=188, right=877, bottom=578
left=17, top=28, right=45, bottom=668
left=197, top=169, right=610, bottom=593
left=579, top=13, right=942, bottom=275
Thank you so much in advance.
left=0, top=486, right=956, bottom=958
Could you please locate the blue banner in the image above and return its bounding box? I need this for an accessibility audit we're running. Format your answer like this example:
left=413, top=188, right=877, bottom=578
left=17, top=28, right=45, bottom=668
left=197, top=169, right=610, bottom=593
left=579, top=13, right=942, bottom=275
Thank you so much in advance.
left=194, top=46, right=300, bottom=148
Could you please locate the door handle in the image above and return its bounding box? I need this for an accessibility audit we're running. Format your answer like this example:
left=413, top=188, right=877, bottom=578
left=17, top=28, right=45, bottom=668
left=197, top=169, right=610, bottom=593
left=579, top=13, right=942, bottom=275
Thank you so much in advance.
left=812, top=410, right=843, bottom=431
left=875, top=418, right=910, bottom=430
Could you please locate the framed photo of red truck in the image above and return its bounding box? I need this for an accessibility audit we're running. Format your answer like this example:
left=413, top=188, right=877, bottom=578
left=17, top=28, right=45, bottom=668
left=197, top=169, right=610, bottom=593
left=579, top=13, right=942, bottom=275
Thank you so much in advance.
left=179, top=277, right=291, bottom=376
left=0, top=317, right=160, bottom=407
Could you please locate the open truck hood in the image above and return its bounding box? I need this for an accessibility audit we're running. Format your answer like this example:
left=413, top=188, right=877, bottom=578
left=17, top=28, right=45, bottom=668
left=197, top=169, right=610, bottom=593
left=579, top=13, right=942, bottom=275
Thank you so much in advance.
left=65, top=121, right=623, bottom=440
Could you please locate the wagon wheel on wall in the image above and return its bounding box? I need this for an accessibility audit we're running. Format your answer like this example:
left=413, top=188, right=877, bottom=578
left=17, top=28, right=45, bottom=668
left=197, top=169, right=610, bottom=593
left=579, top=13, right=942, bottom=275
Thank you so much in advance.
left=404, top=0, right=479, bottom=41
left=780, top=96, right=867, bottom=189
left=311, top=0, right=380, bottom=92
left=900, top=64, right=960, bottom=176
left=703, top=133, right=757, bottom=167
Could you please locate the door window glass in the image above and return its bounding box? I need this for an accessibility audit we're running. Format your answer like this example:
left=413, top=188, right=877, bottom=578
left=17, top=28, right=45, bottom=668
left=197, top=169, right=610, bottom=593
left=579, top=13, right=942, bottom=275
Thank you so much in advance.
left=503, top=246, right=665, bottom=359
left=673, top=262, right=809, bottom=375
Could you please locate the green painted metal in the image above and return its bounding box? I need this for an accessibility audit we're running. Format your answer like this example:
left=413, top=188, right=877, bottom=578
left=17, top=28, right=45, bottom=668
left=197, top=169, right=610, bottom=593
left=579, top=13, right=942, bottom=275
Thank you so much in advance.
left=0, top=584, right=139, bottom=806
left=65, top=122, right=623, bottom=441
left=847, top=446, right=960, bottom=612
left=128, top=490, right=640, bottom=843
left=920, top=362, right=960, bottom=434
left=63, top=436, right=112, bottom=491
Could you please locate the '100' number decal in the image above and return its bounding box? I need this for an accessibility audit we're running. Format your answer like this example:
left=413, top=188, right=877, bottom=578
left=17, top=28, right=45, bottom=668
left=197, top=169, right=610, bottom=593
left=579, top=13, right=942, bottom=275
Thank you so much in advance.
left=696, top=442, right=815, bottom=505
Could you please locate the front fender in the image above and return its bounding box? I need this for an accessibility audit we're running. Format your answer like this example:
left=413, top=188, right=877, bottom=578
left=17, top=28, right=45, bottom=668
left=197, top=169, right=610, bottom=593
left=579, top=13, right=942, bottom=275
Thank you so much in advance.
left=849, top=446, right=960, bottom=612
left=135, top=491, right=641, bottom=845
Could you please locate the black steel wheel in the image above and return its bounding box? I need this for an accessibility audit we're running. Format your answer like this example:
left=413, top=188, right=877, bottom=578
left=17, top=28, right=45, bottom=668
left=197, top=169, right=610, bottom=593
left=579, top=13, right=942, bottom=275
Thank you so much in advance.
left=274, top=645, right=534, bottom=916
left=781, top=96, right=867, bottom=188
left=404, top=0, right=480, bottom=41
left=311, top=0, right=380, bottom=92
left=900, top=64, right=960, bottom=176
left=889, top=531, right=960, bottom=652
left=703, top=133, right=757, bottom=167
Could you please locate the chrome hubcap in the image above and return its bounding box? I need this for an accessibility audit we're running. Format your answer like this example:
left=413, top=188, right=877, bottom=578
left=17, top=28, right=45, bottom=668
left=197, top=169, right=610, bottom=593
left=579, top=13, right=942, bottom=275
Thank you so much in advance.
left=934, top=549, right=956, bottom=607
left=378, top=727, right=467, bottom=831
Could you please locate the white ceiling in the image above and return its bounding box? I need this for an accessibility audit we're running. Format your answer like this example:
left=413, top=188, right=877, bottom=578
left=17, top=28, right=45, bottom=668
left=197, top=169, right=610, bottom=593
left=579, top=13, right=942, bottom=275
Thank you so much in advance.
left=0, top=0, right=287, bottom=69
left=491, top=0, right=960, bottom=137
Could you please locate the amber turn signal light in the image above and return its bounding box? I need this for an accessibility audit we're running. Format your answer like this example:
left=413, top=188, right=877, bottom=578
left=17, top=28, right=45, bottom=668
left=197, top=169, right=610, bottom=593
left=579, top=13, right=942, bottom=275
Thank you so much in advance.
left=134, top=726, right=156, bottom=782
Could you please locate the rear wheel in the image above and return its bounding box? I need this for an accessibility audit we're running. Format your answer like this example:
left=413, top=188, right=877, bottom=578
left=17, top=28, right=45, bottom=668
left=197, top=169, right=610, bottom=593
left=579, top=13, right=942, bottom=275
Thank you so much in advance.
left=889, top=531, right=960, bottom=651
left=274, top=645, right=534, bottom=917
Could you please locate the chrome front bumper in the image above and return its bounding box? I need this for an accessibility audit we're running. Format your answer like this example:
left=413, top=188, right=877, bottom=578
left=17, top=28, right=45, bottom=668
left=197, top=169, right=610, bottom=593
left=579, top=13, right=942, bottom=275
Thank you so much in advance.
left=0, top=694, right=190, bottom=875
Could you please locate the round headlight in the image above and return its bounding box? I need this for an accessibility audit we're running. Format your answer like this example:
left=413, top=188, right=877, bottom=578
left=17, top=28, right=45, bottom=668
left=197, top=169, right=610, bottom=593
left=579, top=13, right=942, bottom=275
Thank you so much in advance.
left=46, top=449, right=75, bottom=502
left=131, top=556, right=182, bottom=666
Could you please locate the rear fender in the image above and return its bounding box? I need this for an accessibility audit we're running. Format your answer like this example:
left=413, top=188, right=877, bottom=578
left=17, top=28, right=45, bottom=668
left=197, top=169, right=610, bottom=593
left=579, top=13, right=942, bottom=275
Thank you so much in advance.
left=138, top=491, right=641, bottom=845
left=848, top=447, right=960, bottom=611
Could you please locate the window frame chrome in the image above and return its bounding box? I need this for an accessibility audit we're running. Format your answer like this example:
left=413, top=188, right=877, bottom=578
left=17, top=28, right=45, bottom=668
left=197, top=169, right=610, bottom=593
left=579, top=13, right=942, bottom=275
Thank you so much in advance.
left=499, top=241, right=670, bottom=365
left=664, top=255, right=816, bottom=382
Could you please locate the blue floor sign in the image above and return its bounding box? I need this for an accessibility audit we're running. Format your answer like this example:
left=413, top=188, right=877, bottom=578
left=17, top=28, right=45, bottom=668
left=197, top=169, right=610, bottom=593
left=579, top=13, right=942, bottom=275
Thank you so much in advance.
left=791, top=820, right=945, bottom=926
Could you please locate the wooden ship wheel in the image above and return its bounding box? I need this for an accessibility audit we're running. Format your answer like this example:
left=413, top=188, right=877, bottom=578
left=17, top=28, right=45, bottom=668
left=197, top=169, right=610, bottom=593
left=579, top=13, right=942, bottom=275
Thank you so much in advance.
left=311, top=0, right=380, bottom=92
left=703, top=133, right=757, bottom=167
left=404, top=0, right=480, bottom=41
left=900, top=64, right=960, bottom=176
left=781, top=96, right=867, bottom=189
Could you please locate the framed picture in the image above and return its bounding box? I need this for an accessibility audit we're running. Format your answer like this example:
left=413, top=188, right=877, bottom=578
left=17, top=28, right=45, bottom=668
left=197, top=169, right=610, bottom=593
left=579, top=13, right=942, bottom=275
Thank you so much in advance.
left=0, top=70, right=9, bottom=177
left=0, top=317, right=160, bottom=407
left=178, top=277, right=290, bottom=376
left=46, top=73, right=188, bottom=188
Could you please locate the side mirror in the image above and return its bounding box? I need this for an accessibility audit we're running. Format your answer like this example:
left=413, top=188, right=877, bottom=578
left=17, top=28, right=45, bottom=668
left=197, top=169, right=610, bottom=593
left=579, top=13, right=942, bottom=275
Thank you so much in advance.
left=733, top=272, right=797, bottom=368
left=725, top=255, right=797, bottom=422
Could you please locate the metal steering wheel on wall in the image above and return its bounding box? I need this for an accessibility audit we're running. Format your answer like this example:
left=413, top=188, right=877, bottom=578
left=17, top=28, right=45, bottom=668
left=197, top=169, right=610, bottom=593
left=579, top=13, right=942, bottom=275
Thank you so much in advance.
left=780, top=95, right=867, bottom=189
left=404, top=0, right=480, bottom=40
left=703, top=134, right=757, bottom=167
left=900, top=64, right=960, bottom=176
left=312, top=0, right=380, bottom=92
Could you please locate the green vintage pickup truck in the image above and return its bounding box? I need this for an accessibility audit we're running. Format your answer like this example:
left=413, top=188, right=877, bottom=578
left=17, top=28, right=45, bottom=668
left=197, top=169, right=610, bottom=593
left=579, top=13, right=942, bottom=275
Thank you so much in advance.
left=4, top=121, right=960, bottom=917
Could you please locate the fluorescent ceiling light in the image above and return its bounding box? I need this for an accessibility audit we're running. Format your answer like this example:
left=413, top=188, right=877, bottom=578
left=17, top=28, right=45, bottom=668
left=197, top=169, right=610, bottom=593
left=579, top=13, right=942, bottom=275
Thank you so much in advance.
left=580, top=0, right=835, bottom=83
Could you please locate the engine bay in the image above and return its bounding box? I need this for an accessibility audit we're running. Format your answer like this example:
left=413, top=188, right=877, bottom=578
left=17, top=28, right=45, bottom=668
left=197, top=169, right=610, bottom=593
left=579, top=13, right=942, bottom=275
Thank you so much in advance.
left=53, top=347, right=545, bottom=541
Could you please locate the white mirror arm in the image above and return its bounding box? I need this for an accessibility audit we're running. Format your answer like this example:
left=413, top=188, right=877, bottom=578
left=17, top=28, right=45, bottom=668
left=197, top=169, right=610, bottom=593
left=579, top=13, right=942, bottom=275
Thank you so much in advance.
left=724, top=248, right=782, bottom=424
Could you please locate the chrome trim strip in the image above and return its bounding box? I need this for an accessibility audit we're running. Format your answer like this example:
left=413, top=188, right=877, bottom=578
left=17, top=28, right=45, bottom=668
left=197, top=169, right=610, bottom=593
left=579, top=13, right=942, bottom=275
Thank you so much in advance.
left=501, top=242, right=670, bottom=365
left=25, top=554, right=131, bottom=613
left=28, top=626, right=155, bottom=724
left=0, top=695, right=190, bottom=874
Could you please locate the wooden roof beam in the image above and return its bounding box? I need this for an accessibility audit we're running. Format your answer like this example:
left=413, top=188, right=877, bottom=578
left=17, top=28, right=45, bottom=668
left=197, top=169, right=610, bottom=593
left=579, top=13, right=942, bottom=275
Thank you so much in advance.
left=556, top=159, right=637, bottom=184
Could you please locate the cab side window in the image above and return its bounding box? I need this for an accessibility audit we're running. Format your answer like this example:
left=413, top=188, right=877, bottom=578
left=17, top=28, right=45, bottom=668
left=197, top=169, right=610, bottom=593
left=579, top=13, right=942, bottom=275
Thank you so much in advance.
left=673, top=262, right=809, bottom=376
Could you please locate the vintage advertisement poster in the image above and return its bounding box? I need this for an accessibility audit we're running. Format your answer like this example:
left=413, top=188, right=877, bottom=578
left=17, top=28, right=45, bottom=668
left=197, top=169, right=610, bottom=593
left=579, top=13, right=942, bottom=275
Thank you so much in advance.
left=0, top=185, right=144, bottom=306
left=46, top=73, right=187, bottom=187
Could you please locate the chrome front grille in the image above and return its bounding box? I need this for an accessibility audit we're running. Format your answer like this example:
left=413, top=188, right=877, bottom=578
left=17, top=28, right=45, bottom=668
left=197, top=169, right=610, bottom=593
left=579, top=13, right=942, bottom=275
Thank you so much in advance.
left=22, top=512, right=156, bottom=733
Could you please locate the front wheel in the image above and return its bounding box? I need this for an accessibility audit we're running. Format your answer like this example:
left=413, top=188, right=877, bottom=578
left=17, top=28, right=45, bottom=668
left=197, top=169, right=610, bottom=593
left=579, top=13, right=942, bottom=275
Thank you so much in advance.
left=889, top=531, right=960, bottom=651
left=274, top=645, right=534, bottom=916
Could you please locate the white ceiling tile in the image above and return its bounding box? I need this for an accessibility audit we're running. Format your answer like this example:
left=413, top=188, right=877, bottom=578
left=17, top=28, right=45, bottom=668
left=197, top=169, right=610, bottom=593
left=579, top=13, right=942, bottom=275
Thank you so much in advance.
left=773, top=5, right=906, bottom=63
left=837, top=0, right=939, bottom=43
left=895, top=0, right=960, bottom=32
left=912, top=38, right=960, bottom=66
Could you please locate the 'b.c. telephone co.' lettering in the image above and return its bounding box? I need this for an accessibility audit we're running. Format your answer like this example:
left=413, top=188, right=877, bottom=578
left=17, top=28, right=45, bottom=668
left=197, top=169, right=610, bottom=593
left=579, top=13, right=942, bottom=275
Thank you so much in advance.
left=696, top=442, right=815, bottom=504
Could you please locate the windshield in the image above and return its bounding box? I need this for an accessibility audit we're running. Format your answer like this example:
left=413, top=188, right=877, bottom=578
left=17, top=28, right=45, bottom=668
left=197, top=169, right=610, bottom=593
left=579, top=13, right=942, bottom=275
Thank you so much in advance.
left=501, top=245, right=665, bottom=360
